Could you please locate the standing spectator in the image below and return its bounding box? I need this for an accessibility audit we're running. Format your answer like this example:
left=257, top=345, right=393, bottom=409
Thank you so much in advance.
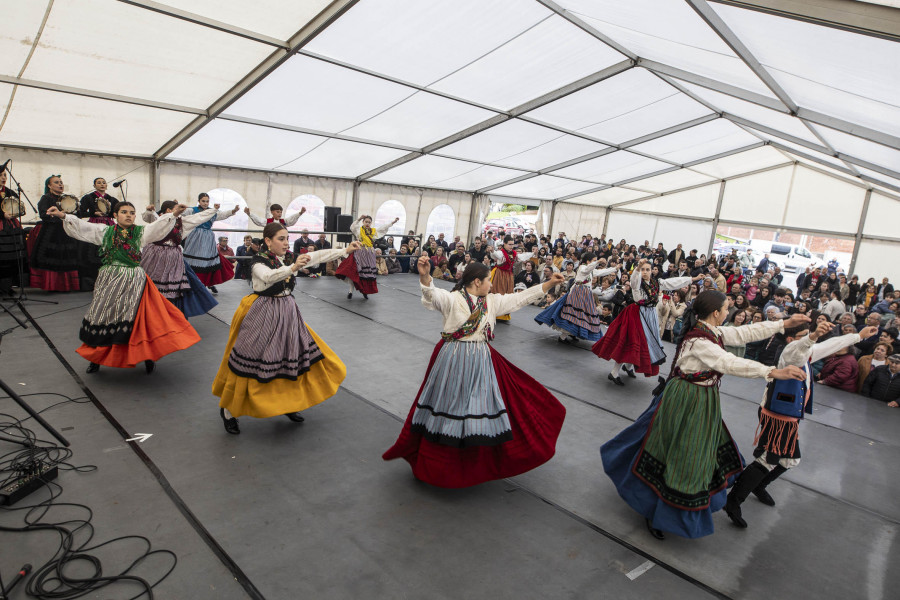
left=846, top=275, right=861, bottom=308
left=234, top=235, right=253, bottom=279
left=876, top=277, right=894, bottom=301
left=293, top=229, right=314, bottom=255
left=857, top=342, right=892, bottom=392
left=757, top=253, right=770, bottom=275
left=667, top=243, right=684, bottom=267
left=815, top=346, right=858, bottom=392
left=821, top=290, right=846, bottom=322
left=722, top=309, right=750, bottom=357
left=856, top=313, right=884, bottom=354
left=436, top=233, right=450, bottom=252
left=861, top=354, right=900, bottom=407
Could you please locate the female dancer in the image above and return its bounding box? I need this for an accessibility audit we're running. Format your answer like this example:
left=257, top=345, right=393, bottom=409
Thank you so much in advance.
left=182, top=193, right=239, bottom=293
left=141, top=201, right=218, bottom=317
left=75, top=177, right=117, bottom=290
left=45, top=202, right=201, bottom=374
left=592, top=259, right=696, bottom=385
left=491, top=236, right=533, bottom=321
left=213, top=222, right=361, bottom=434
left=0, top=171, right=27, bottom=295
left=601, top=290, right=809, bottom=539
left=535, top=252, right=615, bottom=342
left=29, top=175, right=80, bottom=291
left=335, top=214, right=398, bottom=300
left=382, top=256, right=567, bottom=488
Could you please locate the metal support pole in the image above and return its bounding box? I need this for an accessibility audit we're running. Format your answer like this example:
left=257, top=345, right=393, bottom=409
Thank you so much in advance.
left=849, top=189, right=872, bottom=275
left=602, top=206, right=611, bottom=239
left=467, top=192, right=478, bottom=244
left=149, top=159, right=160, bottom=208
left=708, top=180, right=726, bottom=256
left=548, top=200, right=558, bottom=237
left=351, top=180, right=360, bottom=217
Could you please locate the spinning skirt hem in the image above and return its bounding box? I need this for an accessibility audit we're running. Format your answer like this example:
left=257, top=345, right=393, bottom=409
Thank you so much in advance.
left=535, top=287, right=604, bottom=341
left=591, top=303, right=658, bottom=376
left=335, top=253, right=378, bottom=294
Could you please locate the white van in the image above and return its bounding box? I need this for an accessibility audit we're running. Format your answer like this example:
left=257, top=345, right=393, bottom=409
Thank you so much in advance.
left=750, top=240, right=818, bottom=273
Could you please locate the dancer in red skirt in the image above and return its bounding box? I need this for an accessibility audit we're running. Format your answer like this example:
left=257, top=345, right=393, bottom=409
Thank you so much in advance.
left=335, top=214, right=398, bottom=299
left=383, top=255, right=567, bottom=488
left=592, top=259, right=698, bottom=385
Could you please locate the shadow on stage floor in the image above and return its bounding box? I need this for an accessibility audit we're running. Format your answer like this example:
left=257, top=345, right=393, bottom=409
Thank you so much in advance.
left=2, top=275, right=898, bottom=599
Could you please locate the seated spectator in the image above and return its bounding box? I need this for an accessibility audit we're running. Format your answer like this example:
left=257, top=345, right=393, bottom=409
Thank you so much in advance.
left=375, top=248, right=388, bottom=276
left=881, top=327, right=900, bottom=355
left=841, top=324, right=862, bottom=357
left=598, top=304, right=613, bottom=328
left=397, top=245, right=411, bottom=273
left=815, top=346, right=858, bottom=392
left=385, top=249, right=401, bottom=274
left=861, top=354, right=900, bottom=407
left=856, top=313, right=885, bottom=354
left=857, top=342, right=892, bottom=392
left=821, top=290, right=845, bottom=322
left=515, top=261, right=540, bottom=288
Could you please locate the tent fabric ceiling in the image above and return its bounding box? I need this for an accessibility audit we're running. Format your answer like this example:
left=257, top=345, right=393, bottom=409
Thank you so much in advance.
left=0, top=0, right=898, bottom=203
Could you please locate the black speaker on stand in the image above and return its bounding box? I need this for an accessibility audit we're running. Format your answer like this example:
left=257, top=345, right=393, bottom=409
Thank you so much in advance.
left=324, top=206, right=341, bottom=233
left=336, top=215, right=354, bottom=243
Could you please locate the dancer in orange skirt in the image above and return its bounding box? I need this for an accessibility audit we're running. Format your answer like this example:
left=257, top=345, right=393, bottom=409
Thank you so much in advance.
left=45, top=202, right=200, bottom=374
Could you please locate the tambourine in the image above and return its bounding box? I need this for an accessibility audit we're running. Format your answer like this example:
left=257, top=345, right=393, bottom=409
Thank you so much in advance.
left=1, top=197, right=25, bottom=217
left=97, top=196, right=111, bottom=215
left=58, top=194, right=79, bottom=214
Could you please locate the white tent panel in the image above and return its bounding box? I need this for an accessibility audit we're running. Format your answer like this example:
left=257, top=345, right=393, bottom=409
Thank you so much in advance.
left=1, top=87, right=195, bottom=155
left=689, top=145, right=790, bottom=179
left=488, top=175, right=600, bottom=200
left=168, top=119, right=326, bottom=170
left=712, top=3, right=900, bottom=137
left=855, top=166, right=900, bottom=194
left=278, top=139, right=409, bottom=178
left=551, top=202, right=607, bottom=238
left=618, top=184, right=719, bottom=218
left=159, top=162, right=270, bottom=213
left=437, top=119, right=607, bottom=170
left=305, top=0, right=551, bottom=87
left=606, top=209, right=713, bottom=252
left=562, top=186, right=649, bottom=206
left=784, top=166, right=865, bottom=234
left=550, top=150, right=670, bottom=185
left=719, top=166, right=794, bottom=227
left=751, top=131, right=848, bottom=170
left=853, top=239, right=900, bottom=284
left=155, top=0, right=334, bottom=41
left=0, top=1, right=48, bottom=76
left=621, top=169, right=715, bottom=194
left=0, top=82, right=14, bottom=116
left=605, top=210, right=656, bottom=243
left=863, top=192, right=900, bottom=239
left=788, top=157, right=861, bottom=185
left=563, top=0, right=772, bottom=97
left=429, top=16, right=626, bottom=110
left=341, top=91, right=497, bottom=148
left=677, top=82, right=821, bottom=145
left=812, top=126, right=900, bottom=176
left=629, top=119, right=760, bottom=165
left=24, top=0, right=273, bottom=109
left=369, top=155, right=527, bottom=190
left=223, top=55, right=422, bottom=133
left=526, top=68, right=713, bottom=144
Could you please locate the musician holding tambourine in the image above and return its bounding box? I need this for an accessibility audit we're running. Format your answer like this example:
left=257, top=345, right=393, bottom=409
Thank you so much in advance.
left=28, top=174, right=81, bottom=291
left=75, top=177, right=117, bottom=289
left=0, top=169, right=27, bottom=295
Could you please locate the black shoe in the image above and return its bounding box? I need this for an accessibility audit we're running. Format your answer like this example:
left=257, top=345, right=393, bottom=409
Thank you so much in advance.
left=645, top=518, right=665, bottom=540
left=220, top=409, right=240, bottom=435
left=724, top=496, right=748, bottom=528
left=362, top=293, right=368, bottom=300
left=623, top=367, right=637, bottom=378
left=557, top=336, right=570, bottom=344
left=210, top=286, right=218, bottom=294
left=753, top=488, right=775, bottom=506
left=86, top=362, right=100, bottom=374
left=751, top=465, right=785, bottom=507
left=347, top=292, right=353, bottom=300
left=285, top=412, right=305, bottom=423
left=608, top=373, right=624, bottom=386
left=144, top=360, right=155, bottom=374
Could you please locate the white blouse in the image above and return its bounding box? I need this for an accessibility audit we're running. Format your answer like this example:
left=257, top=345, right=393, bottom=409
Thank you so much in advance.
left=574, top=263, right=616, bottom=285
left=675, top=320, right=784, bottom=384
left=491, top=250, right=534, bottom=266
left=61, top=213, right=179, bottom=248
left=250, top=248, right=349, bottom=294
left=247, top=210, right=303, bottom=227
left=631, top=272, right=692, bottom=304
left=421, top=281, right=546, bottom=342
left=140, top=208, right=217, bottom=241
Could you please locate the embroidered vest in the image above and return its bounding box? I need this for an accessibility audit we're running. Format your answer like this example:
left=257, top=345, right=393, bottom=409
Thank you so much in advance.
left=441, top=290, right=494, bottom=342
left=251, top=252, right=295, bottom=296
left=497, top=248, right=516, bottom=273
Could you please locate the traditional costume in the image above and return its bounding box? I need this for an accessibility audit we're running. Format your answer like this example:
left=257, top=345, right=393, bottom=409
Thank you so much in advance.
left=75, top=190, right=118, bottom=289
left=535, top=262, right=616, bottom=341
left=335, top=217, right=388, bottom=297
left=28, top=180, right=80, bottom=291
left=57, top=214, right=201, bottom=369
left=383, top=281, right=566, bottom=488
left=600, top=319, right=784, bottom=538
left=141, top=208, right=218, bottom=317
left=490, top=247, right=533, bottom=321
left=0, top=186, right=27, bottom=293
left=213, top=247, right=350, bottom=421
left=591, top=272, right=691, bottom=377
left=182, top=206, right=236, bottom=286
left=246, top=210, right=303, bottom=228
left=724, top=331, right=862, bottom=526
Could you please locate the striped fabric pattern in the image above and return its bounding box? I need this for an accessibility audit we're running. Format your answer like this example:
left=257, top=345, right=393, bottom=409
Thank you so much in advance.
left=560, top=284, right=603, bottom=332
left=228, top=295, right=324, bottom=383
left=640, top=305, right=666, bottom=365
left=411, top=340, right=512, bottom=447
left=182, top=229, right=219, bottom=273
left=79, top=265, right=145, bottom=346
left=353, top=246, right=377, bottom=280
left=141, top=243, right=189, bottom=298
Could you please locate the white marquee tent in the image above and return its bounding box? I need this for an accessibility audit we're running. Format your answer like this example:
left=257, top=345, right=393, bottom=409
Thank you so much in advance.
left=2, top=0, right=899, bottom=280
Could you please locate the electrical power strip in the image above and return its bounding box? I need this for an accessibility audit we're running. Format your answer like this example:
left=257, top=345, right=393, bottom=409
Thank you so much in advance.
left=0, top=465, right=58, bottom=506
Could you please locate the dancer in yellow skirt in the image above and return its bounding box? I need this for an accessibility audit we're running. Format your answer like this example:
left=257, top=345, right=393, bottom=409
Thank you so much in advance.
left=213, top=221, right=361, bottom=434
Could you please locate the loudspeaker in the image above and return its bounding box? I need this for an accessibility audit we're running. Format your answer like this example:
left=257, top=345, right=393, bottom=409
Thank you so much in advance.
left=324, top=206, right=341, bottom=233
left=336, top=214, right=354, bottom=243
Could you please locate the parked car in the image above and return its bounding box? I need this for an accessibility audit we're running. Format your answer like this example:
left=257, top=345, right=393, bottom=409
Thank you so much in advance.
left=483, top=218, right=525, bottom=237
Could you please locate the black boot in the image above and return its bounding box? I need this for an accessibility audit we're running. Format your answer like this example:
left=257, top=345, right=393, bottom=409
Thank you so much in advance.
left=144, top=360, right=155, bottom=374
left=645, top=518, right=665, bottom=540
left=86, top=362, right=100, bottom=374
left=752, top=465, right=787, bottom=506
left=724, top=462, right=770, bottom=528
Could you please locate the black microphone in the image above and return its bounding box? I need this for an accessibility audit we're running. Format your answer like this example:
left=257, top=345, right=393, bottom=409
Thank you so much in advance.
left=112, top=179, right=125, bottom=188
left=0, top=159, right=10, bottom=171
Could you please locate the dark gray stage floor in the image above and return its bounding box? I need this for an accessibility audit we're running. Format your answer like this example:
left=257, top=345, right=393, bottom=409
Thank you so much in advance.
left=2, top=275, right=898, bottom=599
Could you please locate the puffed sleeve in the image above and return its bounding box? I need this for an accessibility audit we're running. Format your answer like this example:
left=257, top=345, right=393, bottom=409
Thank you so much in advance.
left=682, top=338, right=776, bottom=380
left=421, top=280, right=454, bottom=313
left=140, top=213, right=178, bottom=247
left=718, top=319, right=784, bottom=346
left=284, top=211, right=303, bottom=227
left=181, top=208, right=218, bottom=235
left=660, top=276, right=693, bottom=291
left=141, top=210, right=158, bottom=224
left=246, top=211, right=267, bottom=227
left=489, top=285, right=546, bottom=316
left=301, top=248, right=348, bottom=269
left=60, top=214, right=107, bottom=245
